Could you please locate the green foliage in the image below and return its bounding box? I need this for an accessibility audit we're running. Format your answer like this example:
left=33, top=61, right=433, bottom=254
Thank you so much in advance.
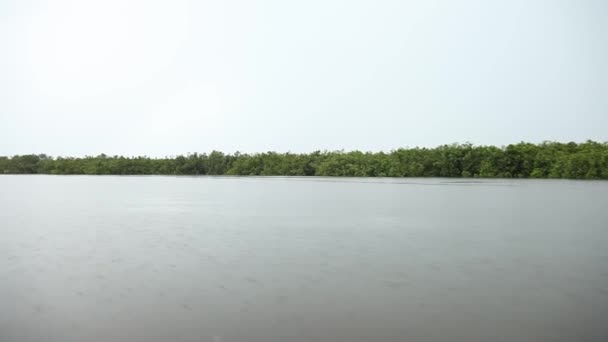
left=1, top=141, right=607, bottom=179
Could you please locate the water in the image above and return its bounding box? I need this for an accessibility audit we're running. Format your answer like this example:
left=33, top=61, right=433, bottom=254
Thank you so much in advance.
left=1, top=175, right=607, bottom=342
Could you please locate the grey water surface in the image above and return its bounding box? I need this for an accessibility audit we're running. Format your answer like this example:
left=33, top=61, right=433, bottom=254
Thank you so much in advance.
left=1, top=176, right=607, bottom=342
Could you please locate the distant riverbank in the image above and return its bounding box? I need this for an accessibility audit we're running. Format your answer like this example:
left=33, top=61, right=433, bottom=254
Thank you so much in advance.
left=2, top=141, right=607, bottom=179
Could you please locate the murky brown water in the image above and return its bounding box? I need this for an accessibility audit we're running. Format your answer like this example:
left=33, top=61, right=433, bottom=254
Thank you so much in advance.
left=1, top=176, right=607, bottom=342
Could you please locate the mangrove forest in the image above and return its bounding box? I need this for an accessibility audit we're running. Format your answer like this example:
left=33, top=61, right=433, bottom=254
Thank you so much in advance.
left=1, top=141, right=607, bottom=179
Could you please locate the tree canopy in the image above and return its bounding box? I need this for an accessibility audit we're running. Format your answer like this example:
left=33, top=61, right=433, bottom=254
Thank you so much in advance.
left=1, top=141, right=607, bottom=179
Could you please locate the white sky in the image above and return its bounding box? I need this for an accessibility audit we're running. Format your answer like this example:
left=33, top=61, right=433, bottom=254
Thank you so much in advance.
left=1, top=0, right=607, bottom=156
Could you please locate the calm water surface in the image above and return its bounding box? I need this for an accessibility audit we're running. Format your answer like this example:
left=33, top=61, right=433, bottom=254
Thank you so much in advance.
left=1, top=176, right=607, bottom=342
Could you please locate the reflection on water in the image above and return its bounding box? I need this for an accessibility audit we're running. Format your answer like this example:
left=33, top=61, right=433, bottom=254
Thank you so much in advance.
left=1, top=176, right=607, bottom=342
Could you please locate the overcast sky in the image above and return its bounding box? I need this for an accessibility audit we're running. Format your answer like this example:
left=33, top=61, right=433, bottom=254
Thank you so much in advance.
left=1, top=0, right=607, bottom=156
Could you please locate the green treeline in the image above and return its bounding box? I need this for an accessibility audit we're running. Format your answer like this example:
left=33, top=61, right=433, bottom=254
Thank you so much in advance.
left=1, top=141, right=608, bottom=179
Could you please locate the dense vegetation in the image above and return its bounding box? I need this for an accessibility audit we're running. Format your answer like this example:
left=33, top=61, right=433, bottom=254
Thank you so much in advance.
left=1, top=141, right=607, bottom=179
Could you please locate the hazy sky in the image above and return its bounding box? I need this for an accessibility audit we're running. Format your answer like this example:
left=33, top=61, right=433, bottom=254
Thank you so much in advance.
left=1, top=0, right=607, bottom=156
